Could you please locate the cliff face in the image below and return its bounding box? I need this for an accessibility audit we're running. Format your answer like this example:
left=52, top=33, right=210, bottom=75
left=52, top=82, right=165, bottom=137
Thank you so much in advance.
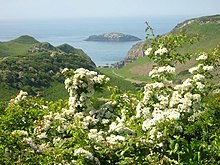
left=125, top=40, right=148, bottom=60
left=85, top=32, right=141, bottom=42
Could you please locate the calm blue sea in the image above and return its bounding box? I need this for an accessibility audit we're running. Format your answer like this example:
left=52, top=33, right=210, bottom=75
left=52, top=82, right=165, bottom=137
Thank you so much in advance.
left=0, top=16, right=188, bottom=66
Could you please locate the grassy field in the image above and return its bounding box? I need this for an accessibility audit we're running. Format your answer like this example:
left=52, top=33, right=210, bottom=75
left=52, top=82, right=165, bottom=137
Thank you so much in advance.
left=98, top=68, right=139, bottom=91
left=113, top=56, right=152, bottom=83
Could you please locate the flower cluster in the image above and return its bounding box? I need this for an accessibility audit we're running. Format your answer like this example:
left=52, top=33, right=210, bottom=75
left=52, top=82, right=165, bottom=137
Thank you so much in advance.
left=137, top=49, right=216, bottom=139
left=149, top=65, right=176, bottom=78
left=154, top=47, right=168, bottom=55
left=10, top=90, right=28, bottom=104
left=63, top=68, right=109, bottom=112
left=144, top=47, right=153, bottom=56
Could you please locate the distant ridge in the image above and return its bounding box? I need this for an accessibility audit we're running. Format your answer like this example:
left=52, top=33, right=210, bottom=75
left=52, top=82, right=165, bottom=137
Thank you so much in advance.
left=170, top=14, right=220, bottom=33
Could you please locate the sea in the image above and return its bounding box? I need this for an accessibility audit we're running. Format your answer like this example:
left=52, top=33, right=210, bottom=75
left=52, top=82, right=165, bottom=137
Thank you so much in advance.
left=0, top=16, right=189, bottom=66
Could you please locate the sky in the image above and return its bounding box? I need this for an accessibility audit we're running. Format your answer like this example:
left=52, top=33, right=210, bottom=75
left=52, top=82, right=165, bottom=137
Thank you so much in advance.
left=0, top=0, right=219, bottom=20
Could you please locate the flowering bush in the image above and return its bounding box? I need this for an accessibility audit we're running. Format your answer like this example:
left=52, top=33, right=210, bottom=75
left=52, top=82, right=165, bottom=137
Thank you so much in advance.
left=0, top=33, right=219, bottom=164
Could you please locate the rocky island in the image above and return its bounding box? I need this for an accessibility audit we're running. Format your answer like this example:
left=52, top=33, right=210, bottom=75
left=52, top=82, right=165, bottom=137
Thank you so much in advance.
left=85, top=32, right=141, bottom=42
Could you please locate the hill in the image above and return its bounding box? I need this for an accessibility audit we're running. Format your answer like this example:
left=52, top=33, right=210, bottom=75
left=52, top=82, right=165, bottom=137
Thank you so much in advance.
left=114, top=14, right=220, bottom=83
left=11, top=35, right=40, bottom=44
left=0, top=36, right=96, bottom=101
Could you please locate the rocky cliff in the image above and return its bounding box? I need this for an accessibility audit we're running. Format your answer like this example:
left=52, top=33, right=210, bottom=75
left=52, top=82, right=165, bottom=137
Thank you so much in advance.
left=125, top=40, right=148, bottom=60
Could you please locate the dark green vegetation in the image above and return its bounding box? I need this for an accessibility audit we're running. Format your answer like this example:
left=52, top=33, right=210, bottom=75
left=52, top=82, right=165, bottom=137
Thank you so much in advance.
left=114, top=14, right=220, bottom=82
left=0, top=35, right=96, bottom=101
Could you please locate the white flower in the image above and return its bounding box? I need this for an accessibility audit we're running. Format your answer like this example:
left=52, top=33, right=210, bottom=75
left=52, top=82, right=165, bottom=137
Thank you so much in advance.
left=196, top=82, right=205, bottom=90
left=88, top=129, right=104, bottom=142
left=165, top=109, right=180, bottom=120
left=74, top=148, right=93, bottom=159
left=23, top=137, right=36, bottom=149
left=53, top=137, right=61, bottom=144
left=157, top=95, right=169, bottom=106
left=37, top=132, right=47, bottom=139
left=181, top=78, right=193, bottom=91
left=144, top=47, right=152, bottom=56
left=11, top=130, right=28, bottom=136
left=149, top=68, right=158, bottom=77
left=192, top=94, right=201, bottom=102
left=61, top=68, right=69, bottom=74
left=101, top=119, right=110, bottom=125
left=158, top=65, right=175, bottom=73
left=142, top=119, right=156, bottom=131
left=193, top=74, right=205, bottom=81
left=37, top=143, right=48, bottom=153
left=83, top=115, right=99, bottom=126
left=189, top=66, right=199, bottom=74
left=106, top=134, right=125, bottom=144
left=64, top=78, right=72, bottom=88
left=170, top=91, right=182, bottom=107
left=203, top=65, right=214, bottom=71
left=155, top=47, right=168, bottom=55
left=10, top=90, right=28, bottom=103
left=196, top=53, right=208, bottom=61
left=152, top=82, right=164, bottom=88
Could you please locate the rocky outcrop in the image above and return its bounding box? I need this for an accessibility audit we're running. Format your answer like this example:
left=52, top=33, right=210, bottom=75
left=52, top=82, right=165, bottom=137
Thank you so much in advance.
left=85, top=32, right=141, bottom=42
left=125, top=40, right=148, bottom=60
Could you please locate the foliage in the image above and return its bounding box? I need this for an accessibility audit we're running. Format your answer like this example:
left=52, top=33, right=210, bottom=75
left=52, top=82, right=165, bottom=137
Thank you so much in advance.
left=0, top=32, right=220, bottom=164
left=0, top=36, right=96, bottom=100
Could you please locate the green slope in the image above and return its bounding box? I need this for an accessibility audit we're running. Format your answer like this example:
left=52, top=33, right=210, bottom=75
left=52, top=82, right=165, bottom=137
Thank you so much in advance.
left=114, top=15, right=220, bottom=83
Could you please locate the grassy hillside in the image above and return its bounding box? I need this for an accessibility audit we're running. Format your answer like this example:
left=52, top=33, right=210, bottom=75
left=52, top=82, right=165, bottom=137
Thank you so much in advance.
left=0, top=36, right=96, bottom=101
left=114, top=15, right=220, bottom=83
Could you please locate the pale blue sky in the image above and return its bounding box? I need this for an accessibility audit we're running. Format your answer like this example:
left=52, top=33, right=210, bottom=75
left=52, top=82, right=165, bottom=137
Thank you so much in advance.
left=0, top=0, right=219, bottom=20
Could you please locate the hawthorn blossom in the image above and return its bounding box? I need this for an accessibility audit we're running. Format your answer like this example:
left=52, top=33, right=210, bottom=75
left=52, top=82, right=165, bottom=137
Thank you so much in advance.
left=10, top=90, right=28, bottom=104
left=11, top=130, right=28, bottom=136
left=74, top=148, right=93, bottom=159
left=158, top=65, right=175, bottom=73
left=61, top=68, right=69, bottom=74
left=106, top=134, right=125, bottom=144
left=203, top=65, right=214, bottom=71
left=88, top=129, right=104, bottom=142
left=193, top=74, right=205, bottom=81
left=154, top=47, right=168, bottom=55
left=144, top=47, right=152, bottom=56
left=196, top=53, right=208, bottom=61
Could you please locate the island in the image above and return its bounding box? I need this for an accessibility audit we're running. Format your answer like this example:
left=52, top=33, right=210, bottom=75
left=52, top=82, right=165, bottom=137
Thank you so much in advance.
left=85, top=32, right=141, bottom=42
